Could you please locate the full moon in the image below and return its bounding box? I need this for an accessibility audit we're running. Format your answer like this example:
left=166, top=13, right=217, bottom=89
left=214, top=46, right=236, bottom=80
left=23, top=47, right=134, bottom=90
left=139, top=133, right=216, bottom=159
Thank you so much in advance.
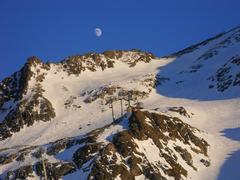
left=95, top=28, right=102, bottom=37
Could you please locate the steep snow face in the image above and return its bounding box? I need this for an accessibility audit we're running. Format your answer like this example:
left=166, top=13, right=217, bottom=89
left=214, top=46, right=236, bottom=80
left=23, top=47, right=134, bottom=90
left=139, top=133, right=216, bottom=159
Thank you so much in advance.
left=0, top=27, right=240, bottom=180
left=157, top=27, right=240, bottom=100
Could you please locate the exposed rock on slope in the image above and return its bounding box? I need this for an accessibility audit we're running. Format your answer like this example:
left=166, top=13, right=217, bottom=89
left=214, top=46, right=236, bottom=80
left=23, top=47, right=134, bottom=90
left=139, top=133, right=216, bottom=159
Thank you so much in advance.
left=60, top=50, right=155, bottom=75
left=0, top=109, right=209, bottom=180
left=83, top=74, right=156, bottom=104
left=0, top=50, right=155, bottom=141
left=208, top=55, right=240, bottom=91
left=0, top=57, right=55, bottom=140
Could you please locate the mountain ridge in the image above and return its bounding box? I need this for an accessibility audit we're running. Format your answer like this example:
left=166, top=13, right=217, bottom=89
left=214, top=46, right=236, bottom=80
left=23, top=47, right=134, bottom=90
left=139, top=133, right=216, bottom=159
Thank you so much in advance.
left=0, top=26, right=240, bottom=180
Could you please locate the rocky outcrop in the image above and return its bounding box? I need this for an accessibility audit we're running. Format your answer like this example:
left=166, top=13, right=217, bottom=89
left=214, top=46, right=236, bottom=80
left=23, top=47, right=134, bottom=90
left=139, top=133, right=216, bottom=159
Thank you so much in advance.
left=0, top=153, right=17, bottom=166
left=35, top=161, right=76, bottom=179
left=0, top=57, right=55, bottom=140
left=208, top=55, right=240, bottom=91
left=0, top=56, right=49, bottom=102
left=61, top=50, right=155, bottom=75
left=0, top=92, right=55, bottom=140
left=167, top=107, right=192, bottom=118
left=79, top=110, right=209, bottom=180
left=198, top=28, right=240, bottom=61
left=5, top=165, right=34, bottom=180
left=82, top=74, right=156, bottom=105
left=0, top=108, right=210, bottom=180
left=3, top=160, right=76, bottom=180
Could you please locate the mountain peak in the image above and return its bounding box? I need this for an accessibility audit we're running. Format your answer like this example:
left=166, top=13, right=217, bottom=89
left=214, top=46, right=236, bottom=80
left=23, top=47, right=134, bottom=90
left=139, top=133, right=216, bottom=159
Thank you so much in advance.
left=0, top=26, right=239, bottom=180
left=26, top=56, right=42, bottom=66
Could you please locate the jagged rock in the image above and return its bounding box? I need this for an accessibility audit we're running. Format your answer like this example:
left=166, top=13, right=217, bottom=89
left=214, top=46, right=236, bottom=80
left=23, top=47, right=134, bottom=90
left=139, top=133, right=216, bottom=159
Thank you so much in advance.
left=61, top=50, right=155, bottom=75
left=35, top=160, right=76, bottom=179
left=233, top=72, right=240, bottom=86
left=32, top=148, right=45, bottom=159
left=0, top=56, right=55, bottom=140
left=155, top=75, right=170, bottom=86
left=103, top=50, right=123, bottom=59
left=0, top=108, right=210, bottom=180
left=127, top=155, right=143, bottom=176
left=83, top=74, right=155, bottom=105
left=208, top=55, right=240, bottom=92
left=73, top=143, right=102, bottom=168
left=197, top=49, right=218, bottom=61
left=0, top=93, right=55, bottom=140
left=113, top=131, right=138, bottom=157
left=70, top=110, right=209, bottom=179
left=47, top=139, right=68, bottom=156
left=5, top=165, right=34, bottom=180
left=0, top=153, right=17, bottom=165
left=16, top=153, right=26, bottom=162
left=200, top=159, right=211, bottom=167
left=174, top=146, right=195, bottom=169
left=168, top=107, right=192, bottom=118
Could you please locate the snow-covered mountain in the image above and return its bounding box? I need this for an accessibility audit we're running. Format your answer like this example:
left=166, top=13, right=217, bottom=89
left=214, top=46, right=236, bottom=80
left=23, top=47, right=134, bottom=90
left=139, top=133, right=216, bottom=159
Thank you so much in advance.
left=0, top=26, right=239, bottom=180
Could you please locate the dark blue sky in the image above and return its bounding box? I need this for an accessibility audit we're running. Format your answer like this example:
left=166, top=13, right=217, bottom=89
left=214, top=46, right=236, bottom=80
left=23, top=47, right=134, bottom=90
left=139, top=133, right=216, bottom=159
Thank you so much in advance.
left=0, top=0, right=240, bottom=79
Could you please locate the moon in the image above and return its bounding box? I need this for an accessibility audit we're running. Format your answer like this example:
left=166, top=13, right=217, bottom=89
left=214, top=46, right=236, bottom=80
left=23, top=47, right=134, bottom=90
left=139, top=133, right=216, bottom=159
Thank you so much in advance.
left=95, top=28, right=102, bottom=37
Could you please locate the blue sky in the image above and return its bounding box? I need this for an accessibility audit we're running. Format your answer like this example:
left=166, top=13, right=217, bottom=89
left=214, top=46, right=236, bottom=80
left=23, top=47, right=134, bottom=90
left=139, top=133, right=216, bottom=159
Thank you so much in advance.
left=0, top=0, right=240, bottom=79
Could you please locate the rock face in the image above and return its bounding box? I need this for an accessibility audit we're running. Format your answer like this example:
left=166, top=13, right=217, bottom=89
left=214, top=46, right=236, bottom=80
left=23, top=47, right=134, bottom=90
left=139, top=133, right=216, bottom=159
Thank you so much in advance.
left=5, top=165, right=34, bottom=180
left=208, top=55, right=240, bottom=91
left=83, top=110, right=209, bottom=180
left=0, top=108, right=209, bottom=179
left=0, top=57, right=55, bottom=140
left=61, top=50, right=155, bottom=75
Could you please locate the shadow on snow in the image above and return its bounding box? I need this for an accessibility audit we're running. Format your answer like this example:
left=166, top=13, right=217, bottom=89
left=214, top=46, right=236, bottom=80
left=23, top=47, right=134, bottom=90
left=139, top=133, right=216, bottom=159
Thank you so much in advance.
left=155, top=57, right=240, bottom=101
left=218, top=127, right=240, bottom=180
